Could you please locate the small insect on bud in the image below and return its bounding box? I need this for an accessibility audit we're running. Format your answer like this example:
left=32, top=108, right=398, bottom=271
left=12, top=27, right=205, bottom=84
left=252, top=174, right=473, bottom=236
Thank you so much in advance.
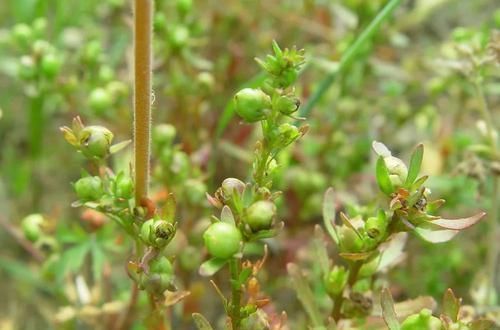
left=140, top=219, right=177, bottom=249
left=234, top=88, right=271, bottom=123
left=79, top=126, right=114, bottom=159
left=21, top=214, right=45, bottom=242
left=384, top=156, right=408, bottom=187
left=220, top=178, right=245, bottom=202
left=74, top=176, right=104, bottom=201
left=275, top=95, right=300, bottom=115
left=138, top=257, right=175, bottom=295
left=203, top=222, right=242, bottom=259
left=245, top=200, right=276, bottom=231
left=324, top=266, right=349, bottom=296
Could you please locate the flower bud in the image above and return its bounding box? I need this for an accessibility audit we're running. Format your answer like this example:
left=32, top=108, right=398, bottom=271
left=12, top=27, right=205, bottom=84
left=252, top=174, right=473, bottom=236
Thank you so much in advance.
left=234, top=88, right=271, bottom=123
left=40, top=53, right=62, bottom=79
left=79, top=126, right=114, bottom=159
left=275, top=95, right=300, bottom=115
left=203, top=222, right=242, bottom=259
left=138, top=257, right=174, bottom=294
left=74, top=176, right=104, bottom=201
left=384, top=156, right=408, bottom=187
left=140, top=219, right=176, bottom=249
left=153, top=124, right=176, bottom=147
left=324, top=266, right=349, bottom=296
left=113, top=174, right=134, bottom=199
left=338, top=226, right=364, bottom=253
left=89, top=88, right=113, bottom=114
left=401, top=309, right=441, bottom=330
left=21, top=214, right=44, bottom=242
left=220, top=178, right=245, bottom=202
left=245, top=200, right=276, bottom=231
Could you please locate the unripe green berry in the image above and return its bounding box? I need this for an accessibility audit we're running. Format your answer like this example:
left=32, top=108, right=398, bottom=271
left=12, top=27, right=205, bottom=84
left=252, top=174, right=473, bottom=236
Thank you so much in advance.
left=40, top=53, right=62, bottom=79
left=246, top=200, right=276, bottom=231
left=220, top=178, right=245, bottom=202
left=79, top=126, right=114, bottom=159
left=324, top=266, right=349, bottom=296
left=203, top=222, right=242, bottom=259
left=89, top=88, right=113, bottom=114
left=74, top=176, right=104, bottom=201
left=401, top=309, right=441, bottom=330
left=113, top=174, right=134, bottom=199
left=384, top=156, right=408, bottom=187
left=234, top=88, right=271, bottom=123
left=140, top=219, right=177, bottom=248
left=153, top=124, right=176, bottom=147
left=21, top=214, right=44, bottom=242
left=275, top=95, right=300, bottom=115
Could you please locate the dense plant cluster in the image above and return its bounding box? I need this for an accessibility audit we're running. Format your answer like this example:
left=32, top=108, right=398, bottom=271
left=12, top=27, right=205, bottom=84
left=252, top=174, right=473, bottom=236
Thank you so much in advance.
left=0, top=0, right=499, bottom=329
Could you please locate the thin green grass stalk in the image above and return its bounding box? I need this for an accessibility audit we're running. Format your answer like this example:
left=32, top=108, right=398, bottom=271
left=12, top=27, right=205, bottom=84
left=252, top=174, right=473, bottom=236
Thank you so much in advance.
left=299, top=0, right=403, bottom=118
left=134, top=0, right=153, bottom=203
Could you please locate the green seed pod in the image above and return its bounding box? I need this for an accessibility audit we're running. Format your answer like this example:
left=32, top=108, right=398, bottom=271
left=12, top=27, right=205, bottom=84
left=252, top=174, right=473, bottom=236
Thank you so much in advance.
left=140, top=219, right=177, bottom=248
left=275, top=95, right=300, bottom=115
left=17, top=56, right=36, bottom=80
left=234, top=88, right=271, bottom=123
left=21, top=214, right=44, bottom=242
left=220, top=178, right=245, bottom=202
left=364, top=216, right=386, bottom=241
left=79, top=126, right=114, bottom=159
left=338, top=226, right=364, bottom=253
left=153, top=124, right=176, bottom=147
left=383, top=156, right=408, bottom=187
left=89, top=88, right=113, bottom=114
left=203, top=222, right=242, bottom=259
left=74, top=176, right=104, bottom=201
left=138, top=257, right=174, bottom=295
left=40, top=53, right=62, bottom=79
left=245, top=200, right=276, bottom=231
left=11, top=24, right=33, bottom=47
left=401, top=309, right=442, bottom=330
left=277, top=123, right=301, bottom=147
left=113, top=174, right=134, bottom=199
left=324, top=265, right=349, bottom=296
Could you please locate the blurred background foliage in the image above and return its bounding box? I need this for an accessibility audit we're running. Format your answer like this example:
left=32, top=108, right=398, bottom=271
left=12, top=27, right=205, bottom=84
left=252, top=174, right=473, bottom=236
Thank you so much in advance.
left=0, top=0, right=498, bottom=328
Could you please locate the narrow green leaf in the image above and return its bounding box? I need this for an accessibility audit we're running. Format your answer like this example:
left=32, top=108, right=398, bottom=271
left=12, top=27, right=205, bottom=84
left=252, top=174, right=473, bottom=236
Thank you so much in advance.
left=376, top=156, right=395, bottom=195
left=322, top=188, right=339, bottom=245
left=192, top=313, right=214, bottom=330
left=381, top=288, right=401, bottom=330
left=109, top=140, right=131, bottom=154
left=405, top=144, right=424, bottom=186
left=199, top=258, right=228, bottom=277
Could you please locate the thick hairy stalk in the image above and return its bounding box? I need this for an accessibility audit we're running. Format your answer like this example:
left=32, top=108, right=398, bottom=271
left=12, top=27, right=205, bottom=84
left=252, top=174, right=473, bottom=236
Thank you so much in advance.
left=133, top=0, right=153, bottom=203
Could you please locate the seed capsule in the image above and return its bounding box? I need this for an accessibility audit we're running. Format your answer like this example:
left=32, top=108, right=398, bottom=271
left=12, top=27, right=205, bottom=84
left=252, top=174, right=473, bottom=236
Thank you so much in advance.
left=79, top=126, right=114, bottom=159
left=234, top=88, right=271, bottom=123
left=140, top=219, right=177, bottom=249
left=74, top=176, right=104, bottom=201
left=245, top=200, right=276, bottom=231
left=203, top=222, right=242, bottom=259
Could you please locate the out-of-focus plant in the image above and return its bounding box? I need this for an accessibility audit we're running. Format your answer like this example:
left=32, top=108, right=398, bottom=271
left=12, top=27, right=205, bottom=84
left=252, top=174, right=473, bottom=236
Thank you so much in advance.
left=194, top=41, right=306, bottom=329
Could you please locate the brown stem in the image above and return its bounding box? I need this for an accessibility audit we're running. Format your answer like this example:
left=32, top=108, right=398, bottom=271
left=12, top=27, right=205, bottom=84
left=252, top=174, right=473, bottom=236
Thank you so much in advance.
left=134, top=0, right=153, bottom=203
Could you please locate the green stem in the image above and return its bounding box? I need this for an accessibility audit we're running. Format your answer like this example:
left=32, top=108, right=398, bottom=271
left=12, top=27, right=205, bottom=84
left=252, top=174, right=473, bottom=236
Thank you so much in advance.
left=331, top=260, right=363, bottom=322
left=299, top=0, right=402, bottom=118
left=133, top=0, right=153, bottom=204
left=229, top=258, right=242, bottom=329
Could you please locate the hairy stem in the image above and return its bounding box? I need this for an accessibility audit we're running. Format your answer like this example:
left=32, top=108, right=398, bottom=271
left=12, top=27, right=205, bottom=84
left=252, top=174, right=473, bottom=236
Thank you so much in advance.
left=229, top=258, right=243, bottom=329
left=133, top=0, right=153, bottom=203
left=299, top=0, right=402, bottom=118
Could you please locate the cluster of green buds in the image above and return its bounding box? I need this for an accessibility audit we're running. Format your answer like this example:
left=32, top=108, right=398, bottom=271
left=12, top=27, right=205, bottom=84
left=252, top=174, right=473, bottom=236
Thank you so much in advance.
left=9, top=19, right=62, bottom=84
left=382, top=288, right=494, bottom=330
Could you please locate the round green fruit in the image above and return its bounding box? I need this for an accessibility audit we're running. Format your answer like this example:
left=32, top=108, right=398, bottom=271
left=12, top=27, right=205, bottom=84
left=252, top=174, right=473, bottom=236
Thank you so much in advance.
left=203, top=222, right=242, bottom=259
left=234, top=88, right=271, bottom=123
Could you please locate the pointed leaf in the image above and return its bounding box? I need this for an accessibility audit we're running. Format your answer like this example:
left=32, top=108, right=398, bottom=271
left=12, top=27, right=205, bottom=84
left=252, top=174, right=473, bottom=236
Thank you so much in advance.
left=109, top=140, right=131, bottom=154
left=220, top=206, right=235, bottom=225
left=410, top=175, right=428, bottom=190
left=414, top=225, right=459, bottom=243
left=405, top=144, right=423, bottom=186
left=430, top=212, right=485, bottom=230
left=322, top=188, right=339, bottom=245
left=199, top=258, right=228, bottom=277
left=372, top=141, right=392, bottom=157
left=376, top=156, right=395, bottom=195
left=192, top=313, right=214, bottom=330
left=162, top=193, right=176, bottom=221
left=381, top=288, right=401, bottom=330
left=442, top=288, right=460, bottom=322
left=340, top=212, right=362, bottom=239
